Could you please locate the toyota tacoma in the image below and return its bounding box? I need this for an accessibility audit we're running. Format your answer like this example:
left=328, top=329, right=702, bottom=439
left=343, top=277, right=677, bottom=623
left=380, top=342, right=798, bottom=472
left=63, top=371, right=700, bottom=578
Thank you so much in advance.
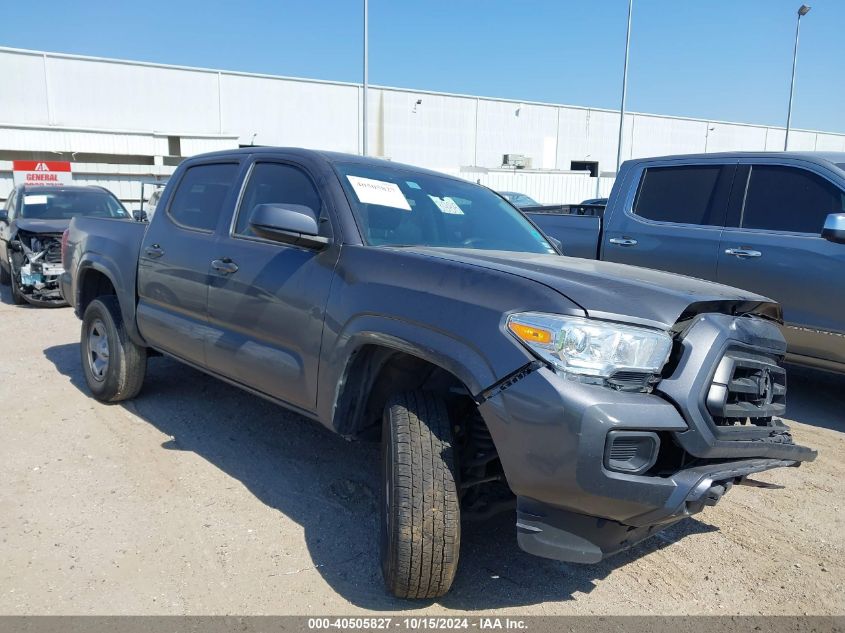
left=61, top=148, right=817, bottom=599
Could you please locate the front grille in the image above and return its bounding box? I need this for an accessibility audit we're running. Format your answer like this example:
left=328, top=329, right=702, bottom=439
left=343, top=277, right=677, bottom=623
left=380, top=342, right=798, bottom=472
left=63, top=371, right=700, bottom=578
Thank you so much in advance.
left=706, top=349, right=786, bottom=429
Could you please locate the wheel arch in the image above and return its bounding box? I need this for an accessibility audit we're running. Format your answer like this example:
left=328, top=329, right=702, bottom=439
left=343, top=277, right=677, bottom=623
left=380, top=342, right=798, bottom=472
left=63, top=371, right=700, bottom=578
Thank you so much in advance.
left=323, top=316, right=503, bottom=438
left=75, top=256, right=144, bottom=345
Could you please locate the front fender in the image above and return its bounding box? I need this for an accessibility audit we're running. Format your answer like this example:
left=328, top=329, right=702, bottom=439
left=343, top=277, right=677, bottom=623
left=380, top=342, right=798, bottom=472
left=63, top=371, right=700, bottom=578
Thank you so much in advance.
left=317, top=313, right=521, bottom=432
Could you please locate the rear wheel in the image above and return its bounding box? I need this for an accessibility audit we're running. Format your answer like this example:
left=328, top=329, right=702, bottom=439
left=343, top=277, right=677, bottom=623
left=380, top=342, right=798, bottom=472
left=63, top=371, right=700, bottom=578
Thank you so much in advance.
left=80, top=296, right=147, bottom=402
left=380, top=390, right=460, bottom=599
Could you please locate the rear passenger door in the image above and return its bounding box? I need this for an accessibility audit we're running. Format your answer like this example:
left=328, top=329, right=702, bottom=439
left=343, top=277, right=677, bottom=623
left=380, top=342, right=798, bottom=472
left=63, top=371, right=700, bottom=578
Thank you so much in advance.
left=137, top=161, right=242, bottom=367
left=204, top=159, right=340, bottom=413
left=717, top=161, right=845, bottom=366
left=602, top=162, right=735, bottom=281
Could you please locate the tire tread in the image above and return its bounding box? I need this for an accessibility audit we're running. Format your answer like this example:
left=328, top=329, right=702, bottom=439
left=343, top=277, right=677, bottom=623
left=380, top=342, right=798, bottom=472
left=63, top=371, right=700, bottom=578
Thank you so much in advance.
left=81, top=296, right=147, bottom=402
left=382, top=390, right=460, bottom=599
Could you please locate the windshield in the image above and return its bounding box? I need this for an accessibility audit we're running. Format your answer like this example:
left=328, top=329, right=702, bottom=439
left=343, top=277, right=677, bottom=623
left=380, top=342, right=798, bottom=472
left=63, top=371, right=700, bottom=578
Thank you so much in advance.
left=20, top=190, right=129, bottom=220
left=335, top=164, right=554, bottom=254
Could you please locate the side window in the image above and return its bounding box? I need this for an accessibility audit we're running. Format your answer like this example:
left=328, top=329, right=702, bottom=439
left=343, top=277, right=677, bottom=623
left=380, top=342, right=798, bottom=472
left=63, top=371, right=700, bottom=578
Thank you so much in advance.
left=167, top=163, right=239, bottom=232
left=633, top=165, right=725, bottom=226
left=234, top=162, right=323, bottom=237
left=741, top=165, right=845, bottom=234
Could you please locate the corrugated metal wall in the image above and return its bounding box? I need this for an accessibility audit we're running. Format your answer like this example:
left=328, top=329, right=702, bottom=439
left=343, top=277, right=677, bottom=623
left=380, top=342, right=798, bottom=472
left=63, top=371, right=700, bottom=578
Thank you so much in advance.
left=2, top=47, right=845, bottom=205
left=0, top=161, right=175, bottom=207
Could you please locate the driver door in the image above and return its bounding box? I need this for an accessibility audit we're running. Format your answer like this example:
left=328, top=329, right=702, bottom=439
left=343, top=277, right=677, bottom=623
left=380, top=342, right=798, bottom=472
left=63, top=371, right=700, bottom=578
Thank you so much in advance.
left=204, top=160, right=339, bottom=412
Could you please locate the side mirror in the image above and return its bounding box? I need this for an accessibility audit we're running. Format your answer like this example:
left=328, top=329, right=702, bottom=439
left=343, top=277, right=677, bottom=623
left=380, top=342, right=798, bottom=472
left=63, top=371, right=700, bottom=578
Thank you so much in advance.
left=133, top=210, right=148, bottom=222
left=821, top=213, right=845, bottom=244
left=0, top=209, right=7, bottom=223
left=248, top=203, right=329, bottom=249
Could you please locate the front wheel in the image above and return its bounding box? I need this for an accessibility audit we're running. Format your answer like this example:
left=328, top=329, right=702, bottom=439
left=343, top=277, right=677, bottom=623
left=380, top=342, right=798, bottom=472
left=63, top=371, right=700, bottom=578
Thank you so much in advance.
left=0, top=256, right=10, bottom=286
left=80, top=296, right=147, bottom=402
left=381, top=391, right=460, bottom=599
left=9, top=262, right=26, bottom=305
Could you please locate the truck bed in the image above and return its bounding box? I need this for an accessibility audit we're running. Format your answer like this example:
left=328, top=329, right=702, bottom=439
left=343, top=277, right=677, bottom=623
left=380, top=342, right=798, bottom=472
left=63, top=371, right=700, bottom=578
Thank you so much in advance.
left=525, top=212, right=601, bottom=259
left=63, top=216, right=147, bottom=330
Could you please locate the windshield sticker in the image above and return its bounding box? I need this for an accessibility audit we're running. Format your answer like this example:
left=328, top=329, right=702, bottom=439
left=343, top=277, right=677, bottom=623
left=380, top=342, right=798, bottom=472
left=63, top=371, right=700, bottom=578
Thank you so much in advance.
left=24, top=195, right=48, bottom=205
left=428, top=195, right=464, bottom=215
left=347, top=175, right=411, bottom=211
left=405, top=181, right=421, bottom=190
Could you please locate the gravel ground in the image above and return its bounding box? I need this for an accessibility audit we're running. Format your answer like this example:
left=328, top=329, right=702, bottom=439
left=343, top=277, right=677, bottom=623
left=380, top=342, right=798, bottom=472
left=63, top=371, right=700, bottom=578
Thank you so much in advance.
left=0, top=284, right=843, bottom=615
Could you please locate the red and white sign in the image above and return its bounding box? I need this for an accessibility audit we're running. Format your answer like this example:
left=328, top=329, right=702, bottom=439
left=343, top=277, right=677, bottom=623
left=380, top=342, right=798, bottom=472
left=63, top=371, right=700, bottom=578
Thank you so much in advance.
left=12, top=161, right=73, bottom=186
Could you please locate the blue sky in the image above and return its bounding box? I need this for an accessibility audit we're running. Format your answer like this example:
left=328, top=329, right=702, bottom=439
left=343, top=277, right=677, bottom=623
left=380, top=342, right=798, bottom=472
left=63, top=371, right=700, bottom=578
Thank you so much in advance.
left=4, top=1, right=843, bottom=133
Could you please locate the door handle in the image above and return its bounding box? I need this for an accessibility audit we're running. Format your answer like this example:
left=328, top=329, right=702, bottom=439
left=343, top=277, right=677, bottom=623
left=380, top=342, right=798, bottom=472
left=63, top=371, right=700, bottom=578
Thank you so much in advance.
left=144, top=244, right=165, bottom=258
left=608, top=238, right=638, bottom=246
left=724, top=248, right=762, bottom=258
left=211, top=258, right=239, bottom=274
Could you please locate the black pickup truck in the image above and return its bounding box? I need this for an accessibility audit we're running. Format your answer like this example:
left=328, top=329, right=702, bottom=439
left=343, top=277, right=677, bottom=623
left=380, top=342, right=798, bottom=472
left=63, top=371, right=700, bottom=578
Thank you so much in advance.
left=62, top=148, right=816, bottom=599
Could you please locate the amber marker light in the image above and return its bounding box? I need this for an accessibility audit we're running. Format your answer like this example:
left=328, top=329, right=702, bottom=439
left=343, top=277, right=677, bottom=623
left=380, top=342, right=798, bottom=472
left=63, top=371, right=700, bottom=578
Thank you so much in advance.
left=508, top=322, right=552, bottom=345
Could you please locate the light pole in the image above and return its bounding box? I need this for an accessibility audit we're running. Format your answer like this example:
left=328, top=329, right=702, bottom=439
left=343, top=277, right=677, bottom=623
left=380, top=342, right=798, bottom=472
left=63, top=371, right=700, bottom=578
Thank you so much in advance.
left=363, top=0, right=369, bottom=156
left=616, top=0, right=633, bottom=173
left=785, top=4, right=811, bottom=150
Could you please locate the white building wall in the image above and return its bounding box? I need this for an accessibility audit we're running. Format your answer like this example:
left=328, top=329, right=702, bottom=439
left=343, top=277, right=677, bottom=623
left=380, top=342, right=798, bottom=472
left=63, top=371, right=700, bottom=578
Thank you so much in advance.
left=816, top=134, right=845, bottom=152
left=220, top=74, right=360, bottom=150
left=0, top=50, right=50, bottom=124
left=630, top=115, right=708, bottom=158
left=474, top=100, right=560, bottom=170
left=46, top=55, right=220, bottom=133
left=1, top=47, right=845, bottom=205
left=373, top=89, right=477, bottom=170
left=0, top=125, right=170, bottom=156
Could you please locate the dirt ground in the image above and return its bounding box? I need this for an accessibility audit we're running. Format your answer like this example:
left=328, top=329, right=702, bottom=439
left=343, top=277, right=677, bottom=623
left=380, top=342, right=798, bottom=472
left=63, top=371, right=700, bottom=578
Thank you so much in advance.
left=0, top=284, right=843, bottom=616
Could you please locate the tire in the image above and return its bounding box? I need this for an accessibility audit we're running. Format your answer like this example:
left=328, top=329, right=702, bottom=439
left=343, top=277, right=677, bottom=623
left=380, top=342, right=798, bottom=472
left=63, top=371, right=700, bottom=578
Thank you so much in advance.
left=381, top=390, right=460, bottom=599
left=9, top=262, right=26, bottom=305
left=80, top=296, right=147, bottom=402
left=0, top=257, right=9, bottom=286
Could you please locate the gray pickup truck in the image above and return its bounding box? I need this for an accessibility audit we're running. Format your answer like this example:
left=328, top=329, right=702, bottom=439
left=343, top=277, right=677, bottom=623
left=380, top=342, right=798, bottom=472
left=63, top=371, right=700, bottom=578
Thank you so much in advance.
left=527, top=152, right=845, bottom=373
left=62, top=147, right=816, bottom=599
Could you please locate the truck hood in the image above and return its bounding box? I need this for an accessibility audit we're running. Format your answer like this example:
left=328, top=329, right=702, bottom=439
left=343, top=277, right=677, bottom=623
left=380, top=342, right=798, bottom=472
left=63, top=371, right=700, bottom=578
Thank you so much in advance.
left=14, top=218, right=71, bottom=234
left=403, top=247, right=778, bottom=329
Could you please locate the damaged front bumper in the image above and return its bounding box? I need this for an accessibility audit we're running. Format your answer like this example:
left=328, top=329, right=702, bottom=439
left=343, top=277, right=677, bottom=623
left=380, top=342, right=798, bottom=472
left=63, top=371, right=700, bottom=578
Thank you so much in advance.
left=10, top=231, right=67, bottom=306
left=515, top=458, right=800, bottom=564
left=477, top=313, right=817, bottom=564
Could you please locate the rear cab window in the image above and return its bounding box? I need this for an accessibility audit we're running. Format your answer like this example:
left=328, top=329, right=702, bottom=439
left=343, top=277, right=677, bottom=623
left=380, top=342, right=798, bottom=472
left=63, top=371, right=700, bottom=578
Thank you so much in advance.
left=633, top=164, right=731, bottom=226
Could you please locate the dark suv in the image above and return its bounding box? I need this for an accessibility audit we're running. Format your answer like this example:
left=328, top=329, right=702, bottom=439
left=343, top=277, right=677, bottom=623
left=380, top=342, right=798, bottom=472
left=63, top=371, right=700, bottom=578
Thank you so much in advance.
left=0, top=184, right=130, bottom=306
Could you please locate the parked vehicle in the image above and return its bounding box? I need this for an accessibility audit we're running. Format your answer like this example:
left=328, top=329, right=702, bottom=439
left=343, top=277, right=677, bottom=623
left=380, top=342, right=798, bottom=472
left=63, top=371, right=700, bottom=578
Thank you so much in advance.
left=499, top=190, right=540, bottom=207
left=502, top=191, right=605, bottom=217
left=62, top=148, right=815, bottom=599
left=0, top=185, right=130, bottom=306
left=580, top=197, right=608, bottom=207
left=145, top=188, right=163, bottom=219
left=526, top=152, right=845, bottom=373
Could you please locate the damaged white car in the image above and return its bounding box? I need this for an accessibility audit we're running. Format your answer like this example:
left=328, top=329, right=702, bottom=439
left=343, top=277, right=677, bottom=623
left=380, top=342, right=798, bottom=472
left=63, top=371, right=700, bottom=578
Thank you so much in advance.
left=0, top=185, right=131, bottom=306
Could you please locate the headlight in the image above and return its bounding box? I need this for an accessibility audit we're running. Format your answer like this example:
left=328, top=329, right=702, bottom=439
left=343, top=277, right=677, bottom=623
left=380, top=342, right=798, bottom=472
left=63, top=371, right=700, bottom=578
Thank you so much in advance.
left=506, top=312, right=673, bottom=382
